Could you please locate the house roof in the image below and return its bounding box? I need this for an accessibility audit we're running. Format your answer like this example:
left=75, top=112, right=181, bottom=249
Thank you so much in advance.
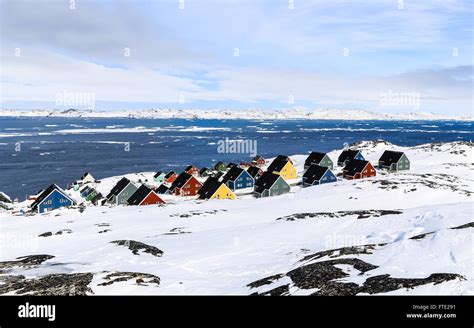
left=185, top=165, right=197, bottom=172
left=247, top=166, right=262, bottom=178
left=155, top=184, right=169, bottom=194
left=31, top=184, right=74, bottom=210
left=338, top=149, right=360, bottom=163
left=303, top=164, right=329, bottom=182
left=254, top=172, right=281, bottom=194
left=81, top=172, right=93, bottom=179
left=222, top=166, right=245, bottom=183
left=267, top=158, right=289, bottom=173
left=212, top=171, right=224, bottom=180
left=169, top=172, right=192, bottom=191
left=199, top=167, right=209, bottom=175
left=106, top=177, right=131, bottom=199
left=252, top=155, right=265, bottom=161
left=153, top=171, right=163, bottom=178
left=227, top=162, right=237, bottom=168
left=164, top=171, right=176, bottom=179
left=81, top=186, right=96, bottom=197
left=343, top=159, right=370, bottom=176
left=379, top=150, right=405, bottom=166
left=80, top=185, right=91, bottom=194
left=127, top=185, right=154, bottom=205
left=304, top=152, right=327, bottom=166
left=198, top=177, right=222, bottom=199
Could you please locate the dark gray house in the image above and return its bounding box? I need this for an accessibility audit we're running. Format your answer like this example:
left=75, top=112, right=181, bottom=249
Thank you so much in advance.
left=378, top=150, right=410, bottom=172
left=254, top=172, right=290, bottom=198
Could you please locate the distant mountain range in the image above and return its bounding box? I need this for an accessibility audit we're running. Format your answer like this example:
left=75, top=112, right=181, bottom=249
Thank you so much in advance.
left=0, top=108, right=471, bottom=121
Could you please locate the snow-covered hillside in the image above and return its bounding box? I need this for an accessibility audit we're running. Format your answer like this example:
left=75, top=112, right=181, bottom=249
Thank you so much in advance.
left=0, top=108, right=471, bottom=121
left=0, top=141, right=472, bottom=295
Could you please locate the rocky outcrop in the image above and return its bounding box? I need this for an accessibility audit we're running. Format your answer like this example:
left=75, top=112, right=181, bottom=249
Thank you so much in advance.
left=111, top=240, right=163, bottom=257
left=0, top=273, right=94, bottom=295
left=277, top=210, right=402, bottom=221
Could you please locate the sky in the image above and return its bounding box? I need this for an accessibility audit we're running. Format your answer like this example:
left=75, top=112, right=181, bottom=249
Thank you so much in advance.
left=1, top=0, right=473, bottom=115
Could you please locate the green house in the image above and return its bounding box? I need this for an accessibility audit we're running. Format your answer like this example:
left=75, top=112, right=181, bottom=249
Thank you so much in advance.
left=378, top=151, right=410, bottom=172
left=214, top=161, right=227, bottom=172
left=304, top=152, right=333, bottom=170
left=106, top=178, right=138, bottom=205
left=86, top=189, right=98, bottom=202
left=154, top=171, right=165, bottom=183
left=254, top=172, right=291, bottom=198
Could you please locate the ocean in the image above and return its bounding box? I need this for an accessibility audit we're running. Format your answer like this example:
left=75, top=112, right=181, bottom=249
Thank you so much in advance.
left=0, top=117, right=472, bottom=200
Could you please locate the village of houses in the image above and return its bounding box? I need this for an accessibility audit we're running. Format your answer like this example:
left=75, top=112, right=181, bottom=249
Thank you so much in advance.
left=16, top=148, right=411, bottom=214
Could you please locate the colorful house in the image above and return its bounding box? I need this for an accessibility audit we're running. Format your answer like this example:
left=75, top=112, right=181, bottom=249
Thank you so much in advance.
left=199, top=167, right=211, bottom=177
left=247, top=166, right=264, bottom=181
left=31, top=184, right=76, bottom=213
left=302, top=164, right=337, bottom=186
left=85, top=188, right=99, bottom=202
left=304, top=152, right=334, bottom=170
left=80, top=185, right=93, bottom=198
left=169, top=172, right=203, bottom=196
left=106, top=177, right=138, bottom=205
left=254, top=172, right=291, bottom=198
left=378, top=151, right=410, bottom=172
left=267, top=158, right=297, bottom=180
left=221, top=166, right=254, bottom=191
left=184, top=165, right=200, bottom=177
left=239, top=161, right=252, bottom=168
left=252, top=155, right=266, bottom=167
left=337, top=149, right=365, bottom=167
left=164, top=171, right=178, bottom=184
left=214, top=161, right=227, bottom=172
left=198, top=177, right=236, bottom=200
left=80, top=172, right=95, bottom=184
left=127, top=185, right=165, bottom=206
left=154, top=171, right=165, bottom=183
left=342, top=159, right=376, bottom=180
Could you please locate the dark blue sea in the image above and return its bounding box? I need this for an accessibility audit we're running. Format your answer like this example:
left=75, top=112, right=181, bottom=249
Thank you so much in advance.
left=0, top=117, right=472, bottom=200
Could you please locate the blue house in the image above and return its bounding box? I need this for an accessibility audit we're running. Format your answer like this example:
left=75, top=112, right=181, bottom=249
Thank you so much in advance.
left=31, top=184, right=76, bottom=213
left=337, top=149, right=365, bottom=167
left=302, top=164, right=337, bottom=186
left=221, top=166, right=254, bottom=191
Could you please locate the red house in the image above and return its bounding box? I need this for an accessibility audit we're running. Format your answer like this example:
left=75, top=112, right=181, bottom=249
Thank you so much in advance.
left=169, top=172, right=203, bottom=196
left=252, top=155, right=266, bottom=167
left=184, top=165, right=200, bottom=177
left=164, top=171, right=177, bottom=184
left=342, top=159, right=376, bottom=180
left=127, top=185, right=165, bottom=206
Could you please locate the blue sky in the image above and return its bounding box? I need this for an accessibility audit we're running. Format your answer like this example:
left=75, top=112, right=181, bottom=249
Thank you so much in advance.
left=1, top=0, right=472, bottom=115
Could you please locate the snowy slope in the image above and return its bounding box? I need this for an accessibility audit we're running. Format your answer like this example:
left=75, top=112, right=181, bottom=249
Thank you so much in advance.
left=0, top=108, right=471, bottom=121
left=0, top=141, right=472, bottom=295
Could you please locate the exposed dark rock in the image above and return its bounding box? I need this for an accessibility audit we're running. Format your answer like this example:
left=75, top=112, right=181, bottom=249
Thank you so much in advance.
left=163, top=227, right=191, bottom=235
left=111, top=240, right=163, bottom=257
left=358, top=273, right=463, bottom=295
left=98, top=229, right=111, bottom=234
left=287, top=258, right=378, bottom=290
left=258, top=284, right=290, bottom=296
left=170, top=209, right=226, bottom=218
left=277, top=210, right=402, bottom=221
left=0, top=255, right=54, bottom=273
left=450, top=222, right=474, bottom=230
left=0, top=273, right=94, bottom=295
left=247, top=274, right=285, bottom=288
left=300, top=244, right=387, bottom=263
left=98, top=271, right=160, bottom=287
left=38, top=232, right=53, bottom=237
left=409, top=232, right=435, bottom=240
left=55, top=229, right=73, bottom=235
left=96, top=223, right=110, bottom=227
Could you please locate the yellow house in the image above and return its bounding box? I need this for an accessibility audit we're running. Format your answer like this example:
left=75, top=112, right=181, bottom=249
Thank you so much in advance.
left=210, top=183, right=236, bottom=200
left=267, top=158, right=297, bottom=180
left=198, top=177, right=236, bottom=200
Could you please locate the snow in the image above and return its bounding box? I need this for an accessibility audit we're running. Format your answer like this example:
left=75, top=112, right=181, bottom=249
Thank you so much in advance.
left=0, top=108, right=471, bottom=121
left=0, top=141, right=472, bottom=295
